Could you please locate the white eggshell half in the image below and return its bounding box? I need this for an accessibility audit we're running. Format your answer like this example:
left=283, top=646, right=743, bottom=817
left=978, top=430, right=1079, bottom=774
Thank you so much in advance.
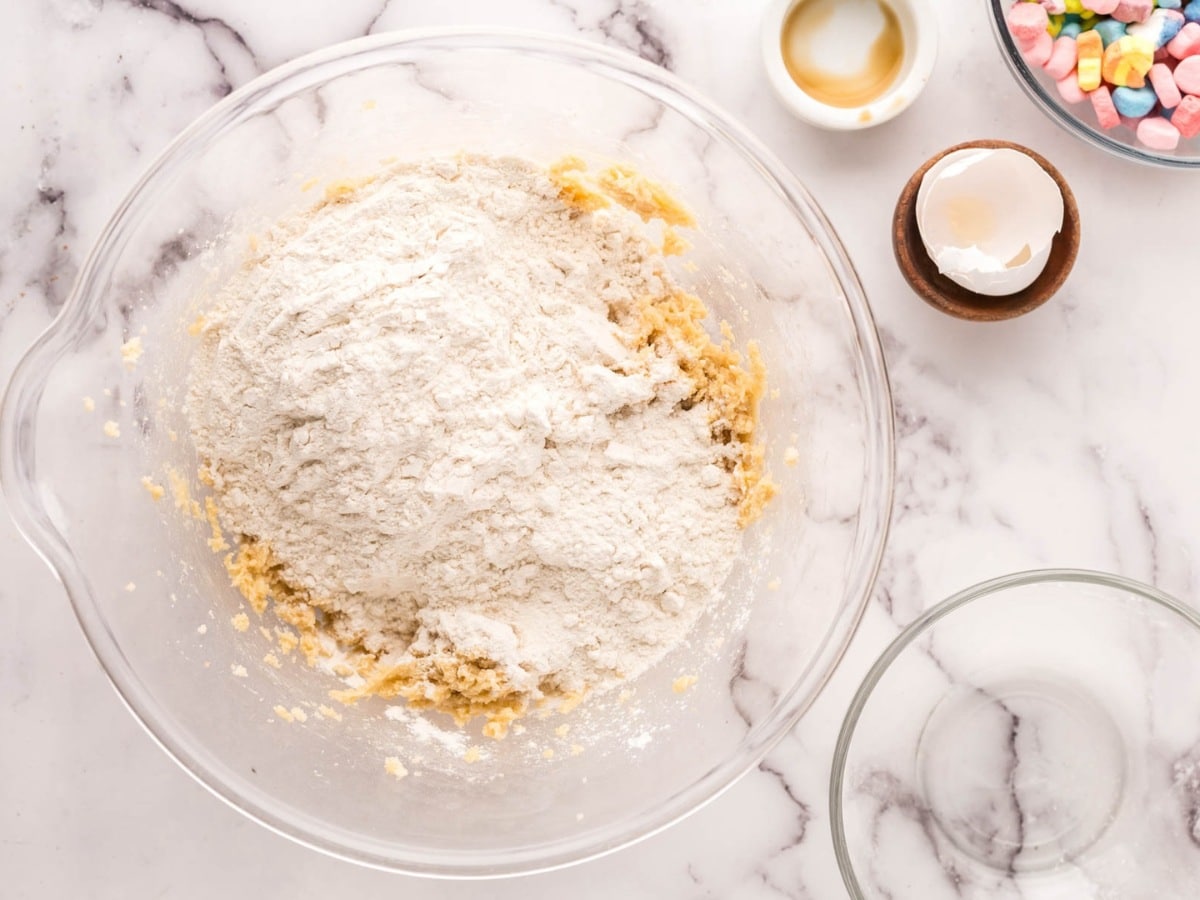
left=915, top=148, right=992, bottom=226
left=916, top=148, right=1065, bottom=298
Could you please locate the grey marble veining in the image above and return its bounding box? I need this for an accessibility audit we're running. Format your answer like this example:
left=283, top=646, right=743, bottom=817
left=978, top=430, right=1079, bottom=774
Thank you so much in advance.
left=837, top=575, right=1200, bottom=898
left=5, top=1, right=1200, bottom=897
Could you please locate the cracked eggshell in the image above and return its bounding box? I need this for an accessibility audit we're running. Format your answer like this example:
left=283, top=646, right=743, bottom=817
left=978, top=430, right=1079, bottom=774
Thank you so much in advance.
left=916, top=147, right=1065, bottom=298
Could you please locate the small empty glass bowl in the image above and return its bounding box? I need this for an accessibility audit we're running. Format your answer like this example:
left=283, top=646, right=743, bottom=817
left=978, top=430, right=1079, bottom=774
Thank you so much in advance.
left=988, top=0, right=1200, bottom=169
left=832, top=569, right=1200, bottom=899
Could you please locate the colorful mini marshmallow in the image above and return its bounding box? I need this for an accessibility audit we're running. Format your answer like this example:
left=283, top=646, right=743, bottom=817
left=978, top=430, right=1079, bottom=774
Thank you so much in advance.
left=1093, top=18, right=1128, bottom=46
left=1077, top=30, right=1106, bottom=88
left=1045, top=36, right=1081, bottom=78
left=1113, top=84, right=1158, bottom=115
left=1010, top=1, right=1052, bottom=41
left=1168, top=22, right=1200, bottom=58
left=1173, top=94, right=1200, bottom=136
left=1137, top=115, right=1182, bottom=147
left=1150, top=61, right=1185, bottom=106
left=1128, top=9, right=1186, bottom=47
left=1174, top=54, right=1200, bottom=92
left=1090, top=84, right=1122, bottom=127
left=1112, top=0, right=1154, bottom=23
left=1006, top=0, right=1200, bottom=150
left=1057, top=72, right=1089, bottom=102
left=1102, top=35, right=1155, bottom=86
left=1025, top=30, right=1057, bottom=66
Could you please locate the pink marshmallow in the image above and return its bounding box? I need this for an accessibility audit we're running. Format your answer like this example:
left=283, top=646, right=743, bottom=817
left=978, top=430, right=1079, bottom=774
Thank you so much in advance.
left=1083, top=0, right=1120, bottom=12
left=1040, top=0, right=1067, bottom=13
left=1113, top=0, right=1153, bottom=24
left=1057, top=73, right=1087, bottom=103
left=1009, top=1, right=1050, bottom=42
left=1173, top=94, right=1200, bottom=137
left=1090, top=85, right=1122, bottom=128
left=1023, top=30, right=1055, bottom=67
left=1136, top=115, right=1182, bottom=149
left=1045, top=36, right=1079, bottom=79
left=1168, top=22, right=1200, bottom=59
left=1150, top=62, right=1184, bottom=107
left=1175, top=56, right=1200, bottom=93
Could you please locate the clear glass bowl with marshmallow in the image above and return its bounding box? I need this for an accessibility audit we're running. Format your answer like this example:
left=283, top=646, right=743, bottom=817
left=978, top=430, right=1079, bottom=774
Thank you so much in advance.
left=0, top=30, right=893, bottom=876
left=989, top=0, right=1200, bottom=168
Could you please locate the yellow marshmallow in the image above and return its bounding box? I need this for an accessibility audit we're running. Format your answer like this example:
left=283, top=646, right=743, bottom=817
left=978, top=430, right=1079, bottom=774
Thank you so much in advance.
left=1076, top=31, right=1104, bottom=92
left=1102, top=35, right=1154, bottom=89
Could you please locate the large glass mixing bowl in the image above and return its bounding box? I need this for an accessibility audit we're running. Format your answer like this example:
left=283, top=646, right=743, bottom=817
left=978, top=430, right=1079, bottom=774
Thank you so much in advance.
left=0, top=30, right=893, bottom=877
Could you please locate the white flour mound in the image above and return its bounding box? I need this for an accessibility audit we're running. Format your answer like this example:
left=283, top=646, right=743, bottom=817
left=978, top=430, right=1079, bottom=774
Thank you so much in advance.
left=187, top=155, right=741, bottom=706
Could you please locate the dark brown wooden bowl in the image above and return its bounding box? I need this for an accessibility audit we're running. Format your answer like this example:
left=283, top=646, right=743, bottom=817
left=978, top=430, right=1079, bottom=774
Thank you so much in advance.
left=893, top=139, right=1081, bottom=322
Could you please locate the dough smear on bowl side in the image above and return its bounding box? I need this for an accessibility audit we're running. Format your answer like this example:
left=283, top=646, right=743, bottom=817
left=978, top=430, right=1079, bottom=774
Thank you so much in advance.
left=181, top=154, right=776, bottom=739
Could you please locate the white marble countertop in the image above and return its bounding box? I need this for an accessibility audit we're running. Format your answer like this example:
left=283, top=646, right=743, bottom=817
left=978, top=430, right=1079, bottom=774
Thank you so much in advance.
left=5, top=1, right=1200, bottom=897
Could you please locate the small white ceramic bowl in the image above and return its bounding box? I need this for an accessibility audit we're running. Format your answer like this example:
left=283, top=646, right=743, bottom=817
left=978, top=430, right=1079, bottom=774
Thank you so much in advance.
left=762, top=0, right=939, bottom=130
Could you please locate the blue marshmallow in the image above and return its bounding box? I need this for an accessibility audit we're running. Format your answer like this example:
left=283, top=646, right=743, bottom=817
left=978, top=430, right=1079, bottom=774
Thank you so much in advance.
left=1159, top=0, right=1182, bottom=9
left=1113, top=86, right=1158, bottom=118
left=1061, top=21, right=1083, bottom=38
left=1093, top=19, right=1127, bottom=47
left=1187, top=2, right=1200, bottom=25
left=1129, top=8, right=1185, bottom=47
left=1161, top=17, right=1186, bottom=46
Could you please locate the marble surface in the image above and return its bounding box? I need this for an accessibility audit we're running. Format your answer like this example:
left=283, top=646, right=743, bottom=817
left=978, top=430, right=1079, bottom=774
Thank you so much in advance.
left=4, top=1, right=1200, bottom=897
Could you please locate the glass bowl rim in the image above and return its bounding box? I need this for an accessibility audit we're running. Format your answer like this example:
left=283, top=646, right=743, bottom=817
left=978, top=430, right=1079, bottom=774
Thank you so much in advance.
left=1, top=27, right=896, bottom=879
left=986, top=0, right=1200, bottom=170
left=829, top=566, right=1200, bottom=898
